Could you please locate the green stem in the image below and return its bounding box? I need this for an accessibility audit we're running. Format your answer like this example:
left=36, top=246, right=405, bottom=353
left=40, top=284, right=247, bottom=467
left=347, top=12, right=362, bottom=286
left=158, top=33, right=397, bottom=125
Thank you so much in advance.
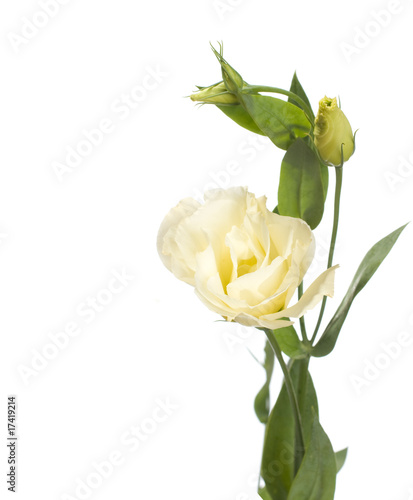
left=263, top=328, right=305, bottom=474
left=244, top=85, right=315, bottom=125
left=296, top=355, right=310, bottom=425
left=311, top=166, right=343, bottom=344
left=298, top=282, right=309, bottom=345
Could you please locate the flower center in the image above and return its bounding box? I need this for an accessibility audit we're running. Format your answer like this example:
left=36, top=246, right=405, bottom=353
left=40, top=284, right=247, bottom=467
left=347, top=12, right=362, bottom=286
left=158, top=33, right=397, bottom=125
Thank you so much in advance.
left=237, top=255, right=258, bottom=278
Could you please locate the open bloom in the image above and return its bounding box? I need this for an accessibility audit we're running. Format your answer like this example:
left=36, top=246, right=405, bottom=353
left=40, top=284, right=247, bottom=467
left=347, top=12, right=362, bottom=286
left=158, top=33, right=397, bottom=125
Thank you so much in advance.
left=314, top=96, right=355, bottom=166
left=157, top=187, right=337, bottom=330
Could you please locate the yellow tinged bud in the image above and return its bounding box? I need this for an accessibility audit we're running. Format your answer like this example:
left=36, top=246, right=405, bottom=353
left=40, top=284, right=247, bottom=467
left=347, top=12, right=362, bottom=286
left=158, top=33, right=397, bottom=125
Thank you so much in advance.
left=314, top=97, right=355, bottom=166
left=190, top=82, right=239, bottom=105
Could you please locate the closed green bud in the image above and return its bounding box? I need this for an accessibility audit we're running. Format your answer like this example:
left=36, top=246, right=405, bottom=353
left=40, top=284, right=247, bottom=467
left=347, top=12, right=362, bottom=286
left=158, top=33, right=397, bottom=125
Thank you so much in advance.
left=314, top=97, right=355, bottom=166
left=190, top=82, right=239, bottom=105
left=210, top=44, right=244, bottom=94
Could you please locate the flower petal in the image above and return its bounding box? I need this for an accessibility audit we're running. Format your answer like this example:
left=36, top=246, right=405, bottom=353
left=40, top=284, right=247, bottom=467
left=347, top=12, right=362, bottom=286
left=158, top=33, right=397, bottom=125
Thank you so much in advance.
left=157, top=197, right=201, bottom=284
left=233, top=313, right=293, bottom=329
left=226, top=256, right=288, bottom=306
left=255, top=265, right=339, bottom=329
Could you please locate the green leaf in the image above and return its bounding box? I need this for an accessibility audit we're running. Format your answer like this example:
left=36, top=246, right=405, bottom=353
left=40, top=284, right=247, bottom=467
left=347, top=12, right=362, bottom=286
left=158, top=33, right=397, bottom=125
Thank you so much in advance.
left=313, top=224, right=408, bottom=357
left=278, top=138, right=325, bottom=229
left=288, top=72, right=315, bottom=122
left=295, top=359, right=318, bottom=448
left=239, top=94, right=311, bottom=150
left=335, top=448, right=348, bottom=473
left=260, top=360, right=318, bottom=500
left=254, top=341, right=275, bottom=424
left=272, top=326, right=308, bottom=360
left=287, top=73, right=330, bottom=201
left=260, top=369, right=295, bottom=499
left=320, top=161, right=329, bottom=200
left=216, top=104, right=266, bottom=136
left=258, top=487, right=273, bottom=500
left=287, top=415, right=337, bottom=500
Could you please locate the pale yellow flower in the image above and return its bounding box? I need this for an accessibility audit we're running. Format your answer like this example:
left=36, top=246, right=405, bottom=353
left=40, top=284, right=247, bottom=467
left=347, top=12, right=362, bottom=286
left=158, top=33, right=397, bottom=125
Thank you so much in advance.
left=158, top=187, right=337, bottom=330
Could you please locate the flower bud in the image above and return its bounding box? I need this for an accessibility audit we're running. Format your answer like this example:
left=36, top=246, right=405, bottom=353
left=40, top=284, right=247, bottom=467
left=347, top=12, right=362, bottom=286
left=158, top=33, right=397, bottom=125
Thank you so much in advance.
left=190, top=82, right=239, bottom=105
left=210, top=44, right=244, bottom=94
left=314, top=97, right=355, bottom=166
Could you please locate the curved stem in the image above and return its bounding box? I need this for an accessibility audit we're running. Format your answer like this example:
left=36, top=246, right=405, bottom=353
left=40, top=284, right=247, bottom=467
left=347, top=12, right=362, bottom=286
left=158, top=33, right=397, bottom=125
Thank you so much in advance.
left=263, top=328, right=305, bottom=473
left=311, top=166, right=343, bottom=344
left=244, top=85, right=315, bottom=125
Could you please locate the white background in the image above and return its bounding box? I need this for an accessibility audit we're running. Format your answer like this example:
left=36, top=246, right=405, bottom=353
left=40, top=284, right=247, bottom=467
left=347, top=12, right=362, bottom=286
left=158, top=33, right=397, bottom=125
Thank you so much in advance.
left=1, top=0, right=413, bottom=499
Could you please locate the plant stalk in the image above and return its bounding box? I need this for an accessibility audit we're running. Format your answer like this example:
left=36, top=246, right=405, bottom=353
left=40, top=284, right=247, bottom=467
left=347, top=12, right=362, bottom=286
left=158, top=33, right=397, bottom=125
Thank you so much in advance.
left=311, top=165, right=343, bottom=344
left=263, top=328, right=305, bottom=474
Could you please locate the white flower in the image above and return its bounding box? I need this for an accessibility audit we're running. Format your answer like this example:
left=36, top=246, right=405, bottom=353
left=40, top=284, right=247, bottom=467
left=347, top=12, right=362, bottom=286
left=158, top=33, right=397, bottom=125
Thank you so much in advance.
left=157, top=187, right=337, bottom=330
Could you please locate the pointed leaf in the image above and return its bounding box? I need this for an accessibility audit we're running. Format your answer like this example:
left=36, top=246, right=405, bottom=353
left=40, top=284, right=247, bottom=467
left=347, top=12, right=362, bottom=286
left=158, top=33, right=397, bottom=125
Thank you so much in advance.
left=278, top=138, right=325, bottom=229
left=294, top=359, right=318, bottom=448
left=260, top=360, right=318, bottom=499
left=254, top=341, right=275, bottom=424
left=335, top=448, right=348, bottom=473
left=260, top=370, right=295, bottom=499
left=288, top=72, right=314, bottom=122
left=272, top=325, right=308, bottom=360
left=258, top=487, right=273, bottom=500
left=287, top=415, right=337, bottom=500
left=287, top=75, right=328, bottom=205
left=320, top=161, right=329, bottom=200
left=239, top=94, right=311, bottom=150
left=290, top=71, right=330, bottom=203
left=217, top=104, right=266, bottom=136
left=313, top=224, right=408, bottom=357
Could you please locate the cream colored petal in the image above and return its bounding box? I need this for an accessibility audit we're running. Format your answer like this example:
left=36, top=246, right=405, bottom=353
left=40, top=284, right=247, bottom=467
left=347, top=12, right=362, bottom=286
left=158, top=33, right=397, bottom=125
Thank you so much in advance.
left=194, top=285, right=236, bottom=320
left=225, top=226, right=255, bottom=283
left=226, top=256, right=288, bottom=306
left=188, top=188, right=247, bottom=244
left=267, top=215, right=315, bottom=307
left=193, top=245, right=242, bottom=319
left=194, top=251, right=297, bottom=322
left=194, top=245, right=223, bottom=293
left=267, top=213, right=314, bottom=264
left=233, top=313, right=293, bottom=329
left=157, top=197, right=201, bottom=283
left=177, top=187, right=248, bottom=286
left=255, top=265, right=339, bottom=329
left=194, top=275, right=245, bottom=320
left=243, top=212, right=271, bottom=268
left=194, top=270, right=291, bottom=322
